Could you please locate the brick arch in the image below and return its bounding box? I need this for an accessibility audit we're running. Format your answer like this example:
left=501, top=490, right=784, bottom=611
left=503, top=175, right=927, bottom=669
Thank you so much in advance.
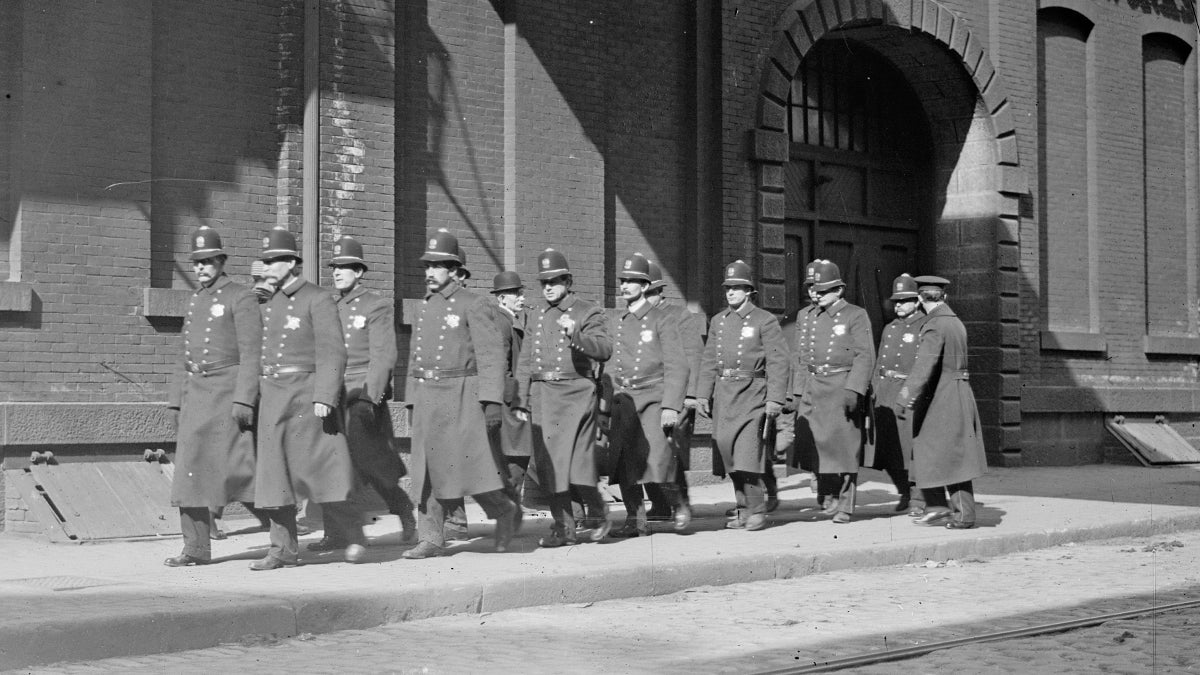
left=749, top=0, right=1028, bottom=462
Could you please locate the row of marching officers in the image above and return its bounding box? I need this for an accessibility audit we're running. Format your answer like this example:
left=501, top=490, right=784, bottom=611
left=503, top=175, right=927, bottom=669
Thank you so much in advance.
left=164, top=222, right=988, bottom=570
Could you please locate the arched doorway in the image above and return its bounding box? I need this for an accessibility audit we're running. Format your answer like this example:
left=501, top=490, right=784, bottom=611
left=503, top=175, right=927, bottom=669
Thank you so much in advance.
left=782, top=36, right=933, bottom=338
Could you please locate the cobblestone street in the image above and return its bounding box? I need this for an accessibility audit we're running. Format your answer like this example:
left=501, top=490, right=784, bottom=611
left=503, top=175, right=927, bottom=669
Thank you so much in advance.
left=26, top=530, right=1200, bottom=674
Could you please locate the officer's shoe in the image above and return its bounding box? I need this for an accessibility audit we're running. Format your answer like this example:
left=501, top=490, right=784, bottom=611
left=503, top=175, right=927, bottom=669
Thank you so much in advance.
left=945, top=520, right=976, bottom=530
left=401, top=541, right=446, bottom=559
left=915, top=509, right=952, bottom=526
left=444, top=524, right=470, bottom=542
left=744, top=513, right=768, bottom=531
left=248, top=556, right=298, bottom=571
left=539, top=529, right=577, bottom=548
left=344, top=544, right=368, bottom=563
left=765, top=496, right=780, bottom=513
left=832, top=512, right=851, bottom=524
left=164, top=553, right=209, bottom=567
left=609, top=521, right=649, bottom=538
left=493, top=503, right=519, bottom=553
left=820, top=498, right=840, bottom=516
left=673, top=503, right=692, bottom=532
left=589, top=504, right=613, bottom=542
left=894, top=494, right=911, bottom=513
left=306, top=535, right=348, bottom=552
left=908, top=506, right=926, bottom=518
left=724, top=507, right=738, bottom=517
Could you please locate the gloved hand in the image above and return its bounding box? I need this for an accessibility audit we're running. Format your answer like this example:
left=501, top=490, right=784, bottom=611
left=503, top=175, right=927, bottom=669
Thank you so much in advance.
left=695, top=398, right=711, bottom=418
left=843, top=389, right=860, bottom=416
left=232, top=403, right=255, bottom=430
left=660, top=408, right=679, bottom=431
left=781, top=396, right=797, bottom=414
left=483, top=402, right=503, bottom=431
left=765, top=400, right=783, bottom=418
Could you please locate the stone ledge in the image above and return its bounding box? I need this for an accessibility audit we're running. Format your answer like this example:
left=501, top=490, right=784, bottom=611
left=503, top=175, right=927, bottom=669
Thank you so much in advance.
left=1022, top=386, right=1200, bottom=413
left=0, top=282, right=35, bottom=312
left=1039, top=330, right=1106, bottom=354
left=1144, top=335, right=1200, bottom=357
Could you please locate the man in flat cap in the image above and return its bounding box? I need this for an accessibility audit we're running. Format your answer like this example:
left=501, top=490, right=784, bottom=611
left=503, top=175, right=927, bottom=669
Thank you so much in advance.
left=605, top=252, right=690, bottom=537
left=164, top=226, right=265, bottom=567
left=513, top=249, right=612, bottom=546
left=403, top=229, right=520, bottom=559
left=641, top=260, right=704, bottom=523
left=309, top=234, right=418, bottom=551
left=867, top=273, right=928, bottom=517
left=695, top=260, right=790, bottom=531
left=789, top=259, right=874, bottom=524
left=252, top=226, right=364, bottom=569
left=488, top=270, right=534, bottom=504
left=895, top=276, right=988, bottom=529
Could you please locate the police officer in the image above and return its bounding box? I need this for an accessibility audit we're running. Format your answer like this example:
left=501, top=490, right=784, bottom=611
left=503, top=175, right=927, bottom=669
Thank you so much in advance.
left=164, top=226, right=264, bottom=567
left=643, top=260, right=703, bottom=521
left=790, top=259, right=874, bottom=524
left=867, top=274, right=928, bottom=516
left=513, top=249, right=613, bottom=546
left=894, top=276, right=988, bottom=529
left=402, top=229, right=520, bottom=559
left=311, top=235, right=417, bottom=551
left=488, top=270, right=534, bottom=504
left=252, top=226, right=364, bottom=569
left=606, top=253, right=690, bottom=537
left=695, top=260, right=790, bottom=531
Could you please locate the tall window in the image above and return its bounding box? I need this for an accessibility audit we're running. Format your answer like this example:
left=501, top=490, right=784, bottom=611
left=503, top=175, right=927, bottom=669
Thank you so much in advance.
left=1037, top=8, right=1095, bottom=333
left=1143, top=34, right=1193, bottom=337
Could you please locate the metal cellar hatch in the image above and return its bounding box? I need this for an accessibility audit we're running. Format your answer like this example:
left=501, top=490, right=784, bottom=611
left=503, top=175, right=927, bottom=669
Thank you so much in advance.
left=1105, top=415, right=1200, bottom=466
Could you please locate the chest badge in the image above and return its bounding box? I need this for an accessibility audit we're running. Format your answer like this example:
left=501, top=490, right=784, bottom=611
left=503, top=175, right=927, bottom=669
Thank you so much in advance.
left=210, top=303, right=225, bottom=318
left=741, top=326, right=755, bottom=338
left=352, top=315, right=367, bottom=329
left=640, top=329, right=654, bottom=343
left=833, top=324, right=846, bottom=336
left=902, top=332, right=915, bottom=343
left=285, top=316, right=301, bottom=330
left=445, top=314, right=460, bottom=328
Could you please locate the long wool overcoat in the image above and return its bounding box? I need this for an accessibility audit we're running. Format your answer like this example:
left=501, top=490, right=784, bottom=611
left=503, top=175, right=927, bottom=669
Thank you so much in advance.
left=254, top=277, right=356, bottom=508
left=659, top=300, right=704, bottom=470
left=514, top=292, right=611, bottom=492
left=865, top=310, right=929, bottom=471
left=487, top=299, right=534, bottom=459
left=605, top=302, right=688, bottom=485
left=895, top=303, right=988, bottom=488
left=407, top=281, right=509, bottom=500
left=696, top=300, right=790, bottom=476
left=789, top=298, right=874, bottom=474
left=336, top=285, right=405, bottom=482
left=169, top=274, right=261, bottom=508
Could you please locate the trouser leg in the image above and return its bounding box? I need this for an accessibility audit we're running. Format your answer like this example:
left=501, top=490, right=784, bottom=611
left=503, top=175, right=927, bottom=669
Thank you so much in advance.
left=416, top=474, right=447, bottom=548
left=947, top=481, right=976, bottom=524
left=572, top=483, right=608, bottom=526
left=740, top=472, right=766, bottom=516
left=922, top=486, right=950, bottom=510
left=505, top=456, right=529, bottom=505
left=731, top=472, right=749, bottom=518
left=240, top=502, right=272, bottom=529
left=265, top=505, right=299, bottom=563
left=548, top=492, right=576, bottom=535
left=835, top=473, right=857, bottom=516
left=762, top=465, right=778, bottom=499
left=816, top=473, right=840, bottom=507
left=675, top=463, right=690, bottom=505
left=620, top=481, right=647, bottom=530
left=321, top=501, right=365, bottom=546
left=644, top=482, right=670, bottom=517
left=178, top=507, right=212, bottom=560
left=472, top=488, right=519, bottom=550
left=443, top=499, right=468, bottom=539
left=909, top=483, right=926, bottom=511
left=885, top=468, right=909, bottom=496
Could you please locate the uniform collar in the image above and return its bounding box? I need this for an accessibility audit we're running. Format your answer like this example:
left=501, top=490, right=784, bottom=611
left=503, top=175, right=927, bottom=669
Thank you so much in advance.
left=280, top=276, right=306, bottom=297
left=902, top=310, right=925, bottom=326
left=732, top=300, right=756, bottom=319
left=624, top=299, right=652, bottom=319
left=925, top=302, right=955, bottom=318
left=200, top=273, right=231, bottom=293
left=339, top=284, right=368, bottom=304
left=548, top=292, right=578, bottom=311
left=819, top=298, right=846, bottom=315
left=426, top=279, right=463, bottom=300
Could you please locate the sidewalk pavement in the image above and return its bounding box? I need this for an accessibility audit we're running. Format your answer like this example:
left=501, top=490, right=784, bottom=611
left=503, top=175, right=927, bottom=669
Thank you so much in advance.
left=2, top=464, right=1199, bottom=671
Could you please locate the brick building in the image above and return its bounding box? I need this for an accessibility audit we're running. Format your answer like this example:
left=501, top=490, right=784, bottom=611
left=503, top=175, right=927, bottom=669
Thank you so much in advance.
left=1, top=0, right=1198, bottom=531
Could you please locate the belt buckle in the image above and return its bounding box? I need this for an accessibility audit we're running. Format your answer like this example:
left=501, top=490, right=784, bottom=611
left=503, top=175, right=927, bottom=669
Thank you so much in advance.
left=262, top=364, right=276, bottom=376
left=544, top=372, right=562, bottom=382
left=186, top=362, right=201, bottom=374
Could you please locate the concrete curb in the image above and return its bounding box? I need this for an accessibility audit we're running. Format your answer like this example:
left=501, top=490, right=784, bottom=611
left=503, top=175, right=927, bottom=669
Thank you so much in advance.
left=4, top=509, right=1200, bottom=670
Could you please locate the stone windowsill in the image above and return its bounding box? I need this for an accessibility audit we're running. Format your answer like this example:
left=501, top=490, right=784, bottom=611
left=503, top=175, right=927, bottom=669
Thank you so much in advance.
left=0, top=281, right=35, bottom=312
left=1039, top=330, right=1106, bottom=354
left=1143, top=335, right=1200, bottom=357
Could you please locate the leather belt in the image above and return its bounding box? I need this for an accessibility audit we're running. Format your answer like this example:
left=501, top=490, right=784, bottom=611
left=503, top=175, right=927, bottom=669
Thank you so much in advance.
left=719, top=368, right=765, bottom=379
left=411, top=367, right=476, bottom=380
left=344, top=364, right=370, bottom=376
left=185, top=357, right=238, bottom=376
left=532, top=370, right=585, bottom=382
left=878, top=368, right=908, bottom=380
left=807, top=364, right=851, bottom=376
left=261, top=364, right=315, bottom=376
left=614, top=374, right=663, bottom=390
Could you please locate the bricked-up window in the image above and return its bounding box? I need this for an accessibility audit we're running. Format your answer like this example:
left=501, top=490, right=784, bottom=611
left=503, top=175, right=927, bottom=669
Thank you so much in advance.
left=1143, top=34, right=1193, bottom=337
left=1037, top=9, right=1094, bottom=333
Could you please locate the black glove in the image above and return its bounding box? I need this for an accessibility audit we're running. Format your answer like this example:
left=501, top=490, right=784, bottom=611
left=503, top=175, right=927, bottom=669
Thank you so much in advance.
left=483, top=402, right=503, bottom=431
left=842, top=389, right=860, bottom=416
left=232, top=403, right=255, bottom=430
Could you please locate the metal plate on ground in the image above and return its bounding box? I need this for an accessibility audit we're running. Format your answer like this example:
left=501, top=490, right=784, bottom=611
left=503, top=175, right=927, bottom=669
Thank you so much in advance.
left=1106, top=417, right=1200, bottom=465
left=12, top=462, right=177, bottom=542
